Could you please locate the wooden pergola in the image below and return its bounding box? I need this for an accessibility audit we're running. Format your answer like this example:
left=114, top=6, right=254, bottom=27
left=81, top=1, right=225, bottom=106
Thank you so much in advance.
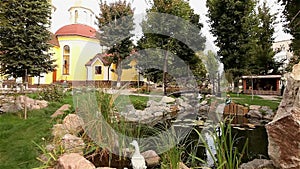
left=241, top=75, right=282, bottom=96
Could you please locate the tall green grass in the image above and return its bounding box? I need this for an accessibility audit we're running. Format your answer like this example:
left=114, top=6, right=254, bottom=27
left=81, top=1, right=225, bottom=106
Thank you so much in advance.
left=193, top=118, right=248, bottom=169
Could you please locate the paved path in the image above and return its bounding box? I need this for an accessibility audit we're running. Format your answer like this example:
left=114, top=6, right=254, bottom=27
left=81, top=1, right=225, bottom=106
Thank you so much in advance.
left=257, top=95, right=282, bottom=101
left=105, top=89, right=164, bottom=97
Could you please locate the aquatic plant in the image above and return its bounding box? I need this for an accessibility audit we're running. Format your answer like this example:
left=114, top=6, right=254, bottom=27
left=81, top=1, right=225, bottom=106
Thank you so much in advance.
left=193, top=118, right=248, bottom=169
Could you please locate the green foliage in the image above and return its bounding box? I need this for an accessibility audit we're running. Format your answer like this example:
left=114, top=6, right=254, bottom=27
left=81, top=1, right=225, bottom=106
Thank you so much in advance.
left=97, top=0, right=135, bottom=86
left=200, top=50, right=220, bottom=94
left=128, top=95, right=149, bottom=110
left=0, top=0, right=56, bottom=80
left=206, top=0, right=256, bottom=79
left=38, top=85, right=66, bottom=102
left=152, top=126, right=183, bottom=169
left=137, top=0, right=207, bottom=90
left=193, top=119, right=248, bottom=169
left=279, top=0, right=300, bottom=71
left=248, top=2, right=278, bottom=75
left=32, top=140, right=65, bottom=169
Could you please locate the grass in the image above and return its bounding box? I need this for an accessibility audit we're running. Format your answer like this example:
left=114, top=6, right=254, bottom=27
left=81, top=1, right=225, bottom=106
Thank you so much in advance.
left=228, top=93, right=281, bottom=111
left=112, top=94, right=149, bottom=111
left=0, top=95, right=72, bottom=169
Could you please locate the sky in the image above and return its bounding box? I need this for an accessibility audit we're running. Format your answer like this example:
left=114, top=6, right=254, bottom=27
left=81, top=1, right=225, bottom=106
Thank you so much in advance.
left=51, top=0, right=293, bottom=52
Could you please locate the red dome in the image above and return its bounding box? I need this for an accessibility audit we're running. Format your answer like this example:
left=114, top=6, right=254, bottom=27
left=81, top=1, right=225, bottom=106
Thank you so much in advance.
left=55, top=24, right=97, bottom=39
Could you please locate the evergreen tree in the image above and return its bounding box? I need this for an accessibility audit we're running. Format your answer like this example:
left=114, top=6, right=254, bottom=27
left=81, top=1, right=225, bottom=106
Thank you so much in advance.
left=97, top=0, right=135, bottom=87
left=137, top=0, right=206, bottom=94
left=0, top=0, right=55, bottom=82
left=249, top=2, right=277, bottom=75
left=279, top=0, right=300, bottom=71
left=206, top=0, right=256, bottom=81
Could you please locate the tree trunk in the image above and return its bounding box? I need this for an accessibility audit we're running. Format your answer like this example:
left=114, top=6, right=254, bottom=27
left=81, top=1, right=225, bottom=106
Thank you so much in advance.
left=116, top=58, right=122, bottom=88
left=163, top=50, right=169, bottom=95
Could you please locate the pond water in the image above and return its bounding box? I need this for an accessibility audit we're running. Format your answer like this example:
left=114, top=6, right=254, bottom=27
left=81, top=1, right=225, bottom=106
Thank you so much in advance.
left=166, top=115, right=269, bottom=168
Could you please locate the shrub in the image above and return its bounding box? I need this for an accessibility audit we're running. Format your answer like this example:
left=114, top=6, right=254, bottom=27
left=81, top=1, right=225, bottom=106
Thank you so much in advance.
left=38, top=85, right=66, bottom=102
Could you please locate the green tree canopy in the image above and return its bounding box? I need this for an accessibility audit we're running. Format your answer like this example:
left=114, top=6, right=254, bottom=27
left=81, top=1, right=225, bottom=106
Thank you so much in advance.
left=137, top=0, right=207, bottom=93
left=97, top=0, right=135, bottom=87
left=279, top=0, right=300, bottom=71
left=207, top=0, right=256, bottom=80
left=248, top=2, right=278, bottom=75
left=0, top=0, right=55, bottom=81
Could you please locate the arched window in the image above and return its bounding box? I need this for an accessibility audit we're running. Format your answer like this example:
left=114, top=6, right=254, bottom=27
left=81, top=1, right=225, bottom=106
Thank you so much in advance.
left=63, top=45, right=70, bottom=75
left=75, top=10, right=78, bottom=23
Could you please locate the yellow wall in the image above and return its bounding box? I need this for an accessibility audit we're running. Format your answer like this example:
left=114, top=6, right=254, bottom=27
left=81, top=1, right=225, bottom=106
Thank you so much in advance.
left=92, top=60, right=104, bottom=80
left=42, top=35, right=101, bottom=83
left=34, top=35, right=142, bottom=85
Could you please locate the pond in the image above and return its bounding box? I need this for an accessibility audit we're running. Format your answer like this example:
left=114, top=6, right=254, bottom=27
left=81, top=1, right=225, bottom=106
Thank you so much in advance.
left=161, top=115, right=270, bottom=168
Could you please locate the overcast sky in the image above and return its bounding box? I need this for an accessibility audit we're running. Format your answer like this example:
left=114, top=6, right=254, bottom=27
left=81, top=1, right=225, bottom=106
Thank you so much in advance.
left=51, top=0, right=292, bottom=52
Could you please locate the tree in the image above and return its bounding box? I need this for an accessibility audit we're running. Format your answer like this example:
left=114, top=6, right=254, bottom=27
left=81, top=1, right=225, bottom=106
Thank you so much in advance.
left=248, top=2, right=277, bottom=75
left=137, top=0, right=206, bottom=94
left=0, top=0, right=55, bottom=83
left=207, top=0, right=256, bottom=81
left=97, top=0, right=135, bottom=88
left=200, top=50, right=220, bottom=95
left=279, top=0, right=300, bottom=71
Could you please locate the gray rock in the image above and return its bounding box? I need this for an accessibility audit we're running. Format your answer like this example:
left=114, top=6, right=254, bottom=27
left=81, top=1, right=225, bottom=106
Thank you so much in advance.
left=160, top=96, right=175, bottom=103
left=52, top=124, right=68, bottom=139
left=51, top=104, right=71, bottom=118
left=239, top=159, right=275, bottom=169
left=249, top=105, right=261, bottom=110
left=55, top=153, right=95, bottom=169
left=247, top=110, right=262, bottom=119
left=200, top=100, right=208, bottom=106
left=141, top=150, right=160, bottom=167
left=153, top=111, right=163, bottom=117
left=63, top=114, right=84, bottom=135
left=199, top=105, right=209, bottom=113
left=62, top=134, right=85, bottom=155
left=266, top=67, right=300, bottom=169
left=146, top=100, right=161, bottom=107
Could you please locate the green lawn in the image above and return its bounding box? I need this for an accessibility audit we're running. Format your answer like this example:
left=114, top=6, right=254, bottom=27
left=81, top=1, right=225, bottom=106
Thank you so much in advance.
left=229, top=93, right=281, bottom=111
left=0, top=93, right=148, bottom=169
left=0, top=96, right=72, bottom=169
left=114, top=95, right=149, bottom=110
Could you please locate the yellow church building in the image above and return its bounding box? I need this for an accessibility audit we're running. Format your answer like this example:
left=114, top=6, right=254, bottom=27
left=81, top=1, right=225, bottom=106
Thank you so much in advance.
left=29, top=0, right=142, bottom=87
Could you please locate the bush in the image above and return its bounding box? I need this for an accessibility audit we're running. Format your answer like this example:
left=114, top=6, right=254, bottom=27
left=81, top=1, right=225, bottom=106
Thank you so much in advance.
left=38, top=85, right=66, bottom=102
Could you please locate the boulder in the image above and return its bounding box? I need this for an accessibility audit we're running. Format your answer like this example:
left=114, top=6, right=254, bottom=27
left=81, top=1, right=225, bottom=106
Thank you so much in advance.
left=247, top=110, right=262, bottom=119
left=249, top=105, right=261, bottom=110
left=266, top=64, right=300, bottom=169
left=239, top=159, right=275, bottom=169
left=61, top=134, right=85, bottom=155
left=141, top=150, right=160, bottom=167
left=52, top=124, right=68, bottom=139
left=51, top=104, right=71, bottom=118
left=160, top=96, right=175, bottom=103
left=17, top=95, right=48, bottom=109
left=291, top=62, right=300, bottom=80
left=55, top=153, right=95, bottom=169
left=63, top=114, right=84, bottom=134
left=146, top=100, right=161, bottom=107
